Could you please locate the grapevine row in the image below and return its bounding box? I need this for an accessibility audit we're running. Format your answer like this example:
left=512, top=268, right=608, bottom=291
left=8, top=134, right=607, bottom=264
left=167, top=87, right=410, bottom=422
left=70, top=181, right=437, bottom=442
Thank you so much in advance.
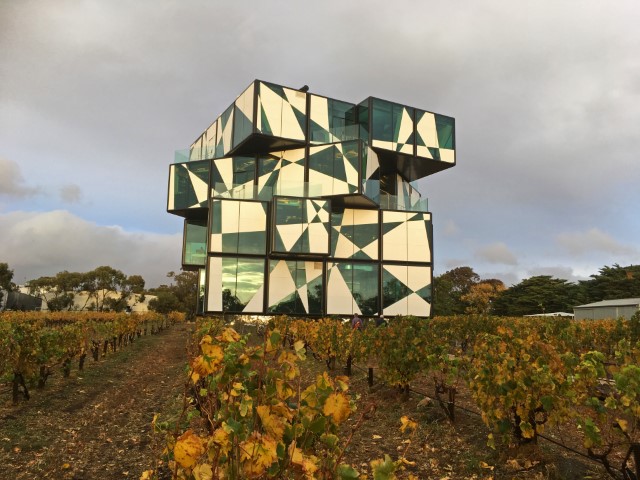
left=0, top=310, right=185, bottom=402
left=272, top=314, right=640, bottom=479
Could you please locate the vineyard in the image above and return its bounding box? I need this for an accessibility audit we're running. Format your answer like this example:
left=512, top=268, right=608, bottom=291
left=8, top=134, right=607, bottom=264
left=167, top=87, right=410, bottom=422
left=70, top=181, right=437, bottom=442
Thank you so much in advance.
left=147, top=313, right=640, bottom=480
left=2, top=312, right=640, bottom=479
left=0, top=311, right=184, bottom=404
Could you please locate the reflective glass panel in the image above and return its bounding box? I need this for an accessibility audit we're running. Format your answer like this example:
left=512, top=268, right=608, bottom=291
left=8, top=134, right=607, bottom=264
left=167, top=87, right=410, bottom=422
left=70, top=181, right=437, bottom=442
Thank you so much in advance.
left=184, top=219, right=207, bottom=266
left=221, top=257, right=264, bottom=313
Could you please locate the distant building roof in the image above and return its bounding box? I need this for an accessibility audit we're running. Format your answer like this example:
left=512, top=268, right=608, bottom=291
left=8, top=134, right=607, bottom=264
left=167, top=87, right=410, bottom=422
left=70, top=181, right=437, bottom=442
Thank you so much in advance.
left=574, top=298, right=640, bottom=309
left=524, top=312, right=574, bottom=317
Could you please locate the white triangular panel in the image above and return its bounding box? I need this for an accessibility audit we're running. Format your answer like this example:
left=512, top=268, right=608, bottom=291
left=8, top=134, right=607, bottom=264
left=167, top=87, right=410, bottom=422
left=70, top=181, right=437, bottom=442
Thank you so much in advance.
left=417, top=112, right=437, bottom=148
left=353, top=209, right=378, bottom=225
left=416, top=145, right=434, bottom=159
left=398, top=108, right=414, bottom=144
left=243, top=284, right=264, bottom=313
left=207, top=257, right=223, bottom=312
left=220, top=201, right=240, bottom=234
left=365, top=147, right=379, bottom=181
left=281, top=100, right=305, bottom=140
left=384, top=296, right=408, bottom=316
left=307, top=222, right=328, bottom=253
left=215, top=158, right=234, bottom=190
left=210, top=233, right=222, bottom=252
left=383, top=222, right=408, bottom=262
left=327, top=265, right=356, bottom=315
left=407, top=265, right=431, bottom=292
left=372, top=139, right=393, bottom=150
left=361, top=240, right=378, bottom=260
left=334, top=233, right=355, bottom=258
left=440, top=148, right=455, bottom=163
left=407, top=219, right=430, bottom=262
left=344, top=155, right=359, bottom=187
left=236, top=82, right=255, bottom=121
left=407, top=293, right=430, bottom=316
left=308, top=170, right=337, bottom=196
left=168, top=165, right=175, bottom=210
left=298, top=284, right=309, bottom=313
left=283, top=87, right=307, bottom=114
left=384, top=264, right=409, bottom=288
left=238, top=202, right=266, bottom=233
left=268, top=260, right=297, bottom=306
left=310, top=95, right=329, bottom=131
left=304, top=262, right=322, bottom=283
left=259, top=84, right=283, bottom=136
left=276, top=224, right=303, bottom=252
left=222, top=109, right=234, bottom=154
left=187, top=170, right=208, bottom=205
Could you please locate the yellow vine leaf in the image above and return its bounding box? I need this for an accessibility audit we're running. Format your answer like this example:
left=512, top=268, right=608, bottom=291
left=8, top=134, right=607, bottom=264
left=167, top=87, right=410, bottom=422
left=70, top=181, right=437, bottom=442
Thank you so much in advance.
left=240, top=433, right=278, bottom=477
left=617, top=418, right=629, bottom=432
left=192, top=463, right=213, bottom=480
left=400, top=415, right=417, bottom=433
left=174, top=430, right=205, bottom=469
left=323, top=392, right=351, bottom=425
left=210, top=427, right=231, bottom=456
left=257, top=405, right=287, bottom=440
left=139, top=470, right=154, bottom=480
left=276, top=378, right=295, bottom=400
left=216, top=327, right=240, bottom=343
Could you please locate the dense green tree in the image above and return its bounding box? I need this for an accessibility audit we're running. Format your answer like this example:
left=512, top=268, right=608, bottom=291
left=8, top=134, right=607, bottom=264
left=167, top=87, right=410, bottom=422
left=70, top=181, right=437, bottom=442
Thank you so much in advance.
left=432, top=266, right=480, bottom=315
left=491, top=276, right=583, bottom=316
left=147, top=291, right=182, bottom=313
left=28, top=271, right=84, bottom=311
left=148, top=270, right=198, bottom=318
left=580, top=264, right=640, bottom=303
left=0, top=262, right=15, bottom=306
left=28, top=267, right=145, bottom=312
left=461, top=279, right=506, bottom=314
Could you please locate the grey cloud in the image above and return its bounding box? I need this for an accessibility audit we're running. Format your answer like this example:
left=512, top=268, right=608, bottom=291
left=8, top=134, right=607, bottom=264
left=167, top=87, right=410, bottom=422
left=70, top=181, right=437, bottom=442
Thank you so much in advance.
left=475, top=242, right=518, bottom=265
left=0, top=210, right=182, bottom=287
left=556, top=228, right=639, bottom=257
left=1, top=0, right=639, bottom=291
left=0, top=157, right=41, bottom=198
left=59, top=184, right=83, bottom=203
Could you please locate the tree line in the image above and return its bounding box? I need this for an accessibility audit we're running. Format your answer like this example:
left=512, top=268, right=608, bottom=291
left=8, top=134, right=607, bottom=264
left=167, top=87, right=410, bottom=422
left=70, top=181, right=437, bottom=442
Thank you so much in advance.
left=0, top=263, right=198, bottom=317
left=434, top=263, right=640, bottom=316
left=4, top=261, right=639, bottom=318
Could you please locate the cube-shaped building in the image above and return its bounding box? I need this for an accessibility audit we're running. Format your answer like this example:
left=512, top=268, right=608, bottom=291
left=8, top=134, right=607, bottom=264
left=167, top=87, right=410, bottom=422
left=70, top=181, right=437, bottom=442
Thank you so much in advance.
left=167, top=80, right=455, bottom=317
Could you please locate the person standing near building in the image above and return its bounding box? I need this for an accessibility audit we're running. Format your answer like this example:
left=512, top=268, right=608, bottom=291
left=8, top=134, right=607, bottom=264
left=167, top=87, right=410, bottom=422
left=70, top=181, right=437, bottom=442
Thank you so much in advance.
left=351, top=313, right=362, bottom=330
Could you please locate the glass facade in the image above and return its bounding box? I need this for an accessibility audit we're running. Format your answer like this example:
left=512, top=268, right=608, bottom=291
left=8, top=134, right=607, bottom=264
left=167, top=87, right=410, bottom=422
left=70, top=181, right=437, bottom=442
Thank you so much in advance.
left=170, top=80, right=455, bottom=316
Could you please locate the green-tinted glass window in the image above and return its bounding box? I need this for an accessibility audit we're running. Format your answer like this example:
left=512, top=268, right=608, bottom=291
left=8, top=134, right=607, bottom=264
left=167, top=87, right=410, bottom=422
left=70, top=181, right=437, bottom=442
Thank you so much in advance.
left=435, top=114, right=455, bottom=149
left=358, top=100, right=370, bottom=142
left=351, top=263, right=379, bottom=315
left=273, top=198, right=303, bottom=253
left=197, top=269, right=205, bottom=314
left=372, top=99, right=393, bottom=143
left=221, top=257, right=264, bottom=313
left=183, top=219, right=207, bottom=266
left=171, top=160, right=209, bottom=210
left=233, top=156, right=255, bottom=186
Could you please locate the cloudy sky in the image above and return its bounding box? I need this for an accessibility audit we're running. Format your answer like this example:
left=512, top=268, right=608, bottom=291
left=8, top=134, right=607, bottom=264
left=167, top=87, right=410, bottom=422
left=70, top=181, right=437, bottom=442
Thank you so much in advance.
left=1, top=0, right=639, bottom=287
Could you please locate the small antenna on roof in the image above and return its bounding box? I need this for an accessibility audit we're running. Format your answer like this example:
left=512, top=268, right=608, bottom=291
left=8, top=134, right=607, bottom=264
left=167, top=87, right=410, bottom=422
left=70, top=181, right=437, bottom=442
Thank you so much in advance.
left=298, top=85, right=309, bottom=92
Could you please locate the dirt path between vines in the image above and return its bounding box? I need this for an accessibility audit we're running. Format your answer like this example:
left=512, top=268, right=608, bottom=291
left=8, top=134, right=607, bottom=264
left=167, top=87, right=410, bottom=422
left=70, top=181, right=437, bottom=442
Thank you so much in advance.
left=0, top=323, right=192, bottom=480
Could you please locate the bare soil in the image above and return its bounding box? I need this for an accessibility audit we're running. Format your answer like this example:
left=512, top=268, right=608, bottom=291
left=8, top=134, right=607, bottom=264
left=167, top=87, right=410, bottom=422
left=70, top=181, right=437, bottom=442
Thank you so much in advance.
left=0, top=324, right=191, bottom=480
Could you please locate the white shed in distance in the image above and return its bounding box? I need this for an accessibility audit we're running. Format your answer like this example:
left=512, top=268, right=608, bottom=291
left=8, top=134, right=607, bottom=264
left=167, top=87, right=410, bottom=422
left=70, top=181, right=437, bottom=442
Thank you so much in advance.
left=573, top=298, right=640, bottom=320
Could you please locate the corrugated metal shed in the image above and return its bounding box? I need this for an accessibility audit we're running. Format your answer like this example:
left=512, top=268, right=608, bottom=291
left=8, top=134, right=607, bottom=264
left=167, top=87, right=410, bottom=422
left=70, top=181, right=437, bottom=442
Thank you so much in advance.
left=573, top=298, right=640, bottom=320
